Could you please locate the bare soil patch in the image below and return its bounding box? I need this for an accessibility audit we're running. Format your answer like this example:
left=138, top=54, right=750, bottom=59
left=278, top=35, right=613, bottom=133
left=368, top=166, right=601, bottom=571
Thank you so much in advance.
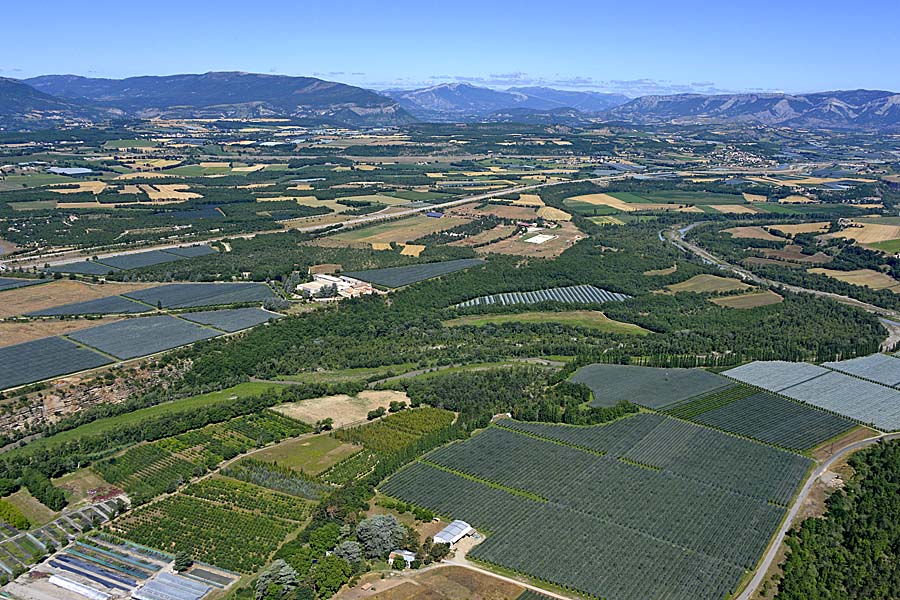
left=666, top=274, right=752, bottom=293
left=273, top=390, right=409, bottom=428
left=0, top=318, right=124, bottom=347
left=767, top=222, right=831, bottom=236
left=478, top=221, right=583, bottom=259
left=711, top=290, right=783, bottom=309
left=723, top=226, right=782, bottom=242
left=808, top=267, right=900, bottom=292
left=760, top=245, right=832, bottom=264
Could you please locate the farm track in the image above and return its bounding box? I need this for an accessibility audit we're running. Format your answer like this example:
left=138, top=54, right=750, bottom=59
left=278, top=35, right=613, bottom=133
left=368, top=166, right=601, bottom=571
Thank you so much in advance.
left=735, top=430, right=900, bottom=600
left=664, top=224, right=900, bottom=321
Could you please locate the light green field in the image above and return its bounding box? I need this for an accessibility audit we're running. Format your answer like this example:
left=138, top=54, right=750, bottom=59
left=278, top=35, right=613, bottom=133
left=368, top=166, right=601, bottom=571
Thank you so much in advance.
left=610, top=191, right=746, bottom=205
left=251, top=433, right=361, bottom=475
left=444, top=311, right=649, bottom=334
left=3, top=488, right=57, bottom=526
left=6, top=382, right=280, bottom=458
left=103, top=139, right=158, bottom=149
left=279, top=363, right=417, bottom=384
left=386, top=191, right=454, bottom=201
left=9, top=200, right=57, bottom=211
left=866, top=239, right=900, bottom=253
left=0, top=174, right=75, bottom=191
left=162, top=165, right=231, bottom=177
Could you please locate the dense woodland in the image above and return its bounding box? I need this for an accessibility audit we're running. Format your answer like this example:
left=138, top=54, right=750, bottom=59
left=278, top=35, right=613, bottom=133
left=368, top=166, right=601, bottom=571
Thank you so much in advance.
left=776, top=439, right=900, bottom=599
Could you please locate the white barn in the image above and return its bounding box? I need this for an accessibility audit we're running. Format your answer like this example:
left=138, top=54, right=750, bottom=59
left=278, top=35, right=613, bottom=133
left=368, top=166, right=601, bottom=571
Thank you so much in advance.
left=433, top=520, right=474, bottom=546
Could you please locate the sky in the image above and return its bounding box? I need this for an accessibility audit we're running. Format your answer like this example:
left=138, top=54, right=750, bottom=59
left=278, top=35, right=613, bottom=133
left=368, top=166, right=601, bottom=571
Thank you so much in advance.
left=3, top=0, right=899, bottom=96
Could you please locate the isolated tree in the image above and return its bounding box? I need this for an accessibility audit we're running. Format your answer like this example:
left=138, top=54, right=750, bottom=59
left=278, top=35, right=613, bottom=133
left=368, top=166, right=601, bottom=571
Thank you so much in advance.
left=392, top=555, right=406, bottom=570
left=311, top=555, right=351, bottom=597
left=333, top=540, right=362, bottom=565
left=255, top=559, right=298, bottom=600
left=355, top=514, right=406, bottom=559
left=173, top=551, right=193, bottom=572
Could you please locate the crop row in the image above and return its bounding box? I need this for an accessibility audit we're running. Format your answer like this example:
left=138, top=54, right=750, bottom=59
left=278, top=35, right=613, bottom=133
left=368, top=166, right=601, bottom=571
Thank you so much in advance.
left=112, top=494, right=293, bottom=573
left=182, top=477, right=315, bottom=522
left=664, top=385, right=757, bottom=419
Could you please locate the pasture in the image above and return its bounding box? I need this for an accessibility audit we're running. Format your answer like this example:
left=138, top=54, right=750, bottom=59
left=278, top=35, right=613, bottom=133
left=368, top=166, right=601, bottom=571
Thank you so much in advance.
left=382, top=415, right=810, bottom=600
left=251, top=433, right=361, bottom=475
left=665, top=274, right=751, bottom=293
left=710, top=290, right=784, bottom=309
left=443, top=311, right=649, bottom=334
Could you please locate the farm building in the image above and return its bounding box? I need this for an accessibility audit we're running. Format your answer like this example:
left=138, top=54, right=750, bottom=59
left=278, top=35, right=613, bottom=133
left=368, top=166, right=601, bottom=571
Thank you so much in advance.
left=48, top=167, right=94, bottom=176
left=132, top=572, right=212, bottom=600
left=295, top=274, right=375, bottom=300
left=389, top=549, right=417, bottom=566
left=425, top=211, right=444, bottom=218
left=433, top=520, right=474, bottom=546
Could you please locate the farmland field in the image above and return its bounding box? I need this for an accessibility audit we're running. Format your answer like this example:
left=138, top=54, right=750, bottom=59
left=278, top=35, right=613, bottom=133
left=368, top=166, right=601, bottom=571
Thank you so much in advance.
left=722, top=226, right=782, bottom=241
left=66, top=315, right=219, bottom=359
left=455, top=284, right=630, bottom=308
left=0, top=336, right=112, bottom=390
left=26, top=295, right=150, bottom=316
left=111, top=493, right=295, bottom=573
left=329, top=214, right=469, bottom=245
left=666, top=274, right=751, bottom=293
left=382, top=415, right=810, bottom=600
left=0, top=278, right=44, bottom=292
left=665, top=385, right=855, bottom=450
left=123, top=282, right=276, bottom=308
left=443, top=311, right=649, bottom=334
left=823, top=353, right=900, bottom=386
left=571, top=364, right=732, bottom=408
left=725, top=360, right=900, bottom=430
left=363, top=565, right=525, bottom=600
left=808, top=267, right=900, bottom=292
left=343, top=258, right=486, bottom=288
left=710, top=290, right=783, bottom=309
left=250, top=433, right=361, bottom=475
left=180, top=307, right=281, bottom=332
left=47, top=260, right=121, bottom=275
left=93, top=249, right=185, bottom=271
left=0, top=318, right=124, bottom=348
left=273, top=390, right=410, bottom=428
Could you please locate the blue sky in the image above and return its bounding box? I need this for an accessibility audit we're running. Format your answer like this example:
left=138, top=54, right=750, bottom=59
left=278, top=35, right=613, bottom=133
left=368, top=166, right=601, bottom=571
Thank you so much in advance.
left=3, top=0, right=898, bottom=95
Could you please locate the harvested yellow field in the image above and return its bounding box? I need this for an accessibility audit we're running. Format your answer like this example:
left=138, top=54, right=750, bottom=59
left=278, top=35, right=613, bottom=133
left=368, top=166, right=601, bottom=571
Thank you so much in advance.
left=709, top=204, right=759, bottom=214
left=779, top=195, right=816, bottom=204
left=51, top=181, right=107, bottom=195
left=371, top=243, right=392, bottom=251
left=743, top=193, right=768, bottom=203
left=273, top=390, right=410, bottom=428
left=200, top=161, right=230, bottom=168
left=809, top=268, right=900, bottom=292
left=768, top=222, right=831, bottom=236
left=140, top=184, right=202, bottom=201
left=566, top=193, right=637, bottom=212
left=400, top=244, right=425, bottom=257
left=537, top=206, right=572, bottom=221
left=257, top=195, right=317, bottom=203
left=231, top=164, right=266, bottom=173
left=288, top=184, right=313, bottom=191
left=354, top=164, right=378, bottom=171
left=644, top=264, right=677, bottom=276
left=590, top=216, right=625, bottom=226
left=114, top=172, right=171, bottom=180
left=883, top=175, right=900, bottom=184
left=723, top=226, right=783, bottom=242
left=831, top=221, right=900, bottom=244
left=666, top=274, right=752, bottom=294
left=56, top=201, right=101, bottom=209
left=238, top=182, right=276, bottom=189
left=119, top=185, right=143, bottom=195
left=512, top=194, right=545, bottom=207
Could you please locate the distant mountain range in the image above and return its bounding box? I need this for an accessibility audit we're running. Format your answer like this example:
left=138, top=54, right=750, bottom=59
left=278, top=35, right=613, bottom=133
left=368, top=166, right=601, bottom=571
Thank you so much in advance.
left=8, top=72, right=412, bottom=127
left=1, top=72, right=898, bottom=131
left=606, top=90, right=900, bottom=129
left=384, top=83, right=630, bottom=119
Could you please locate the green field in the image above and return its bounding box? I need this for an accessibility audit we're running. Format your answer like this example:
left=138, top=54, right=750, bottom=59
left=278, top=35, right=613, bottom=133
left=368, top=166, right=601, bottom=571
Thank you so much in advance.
left=0, top=174, right=75, bottom=191
left=561, top=200, right=620, bottom=215
left=5, top=382, right=280, bottom=457
left=9, top=200, right=57, bottom=211
left=443, top=311, right=649, bottom=334
left=610, top=191, right=746, bottom=204
left=866, top=239, right=900, bottom=253
left=279, top=363, right=417, bottom=384
left=251, top=433, right=361, bottom=475
left=162, top=165, right=231, bottom=177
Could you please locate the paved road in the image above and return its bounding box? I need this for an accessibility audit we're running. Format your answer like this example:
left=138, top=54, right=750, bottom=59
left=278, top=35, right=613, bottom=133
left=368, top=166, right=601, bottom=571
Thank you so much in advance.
left=735, top=431, right=900, bottom=600
left=663, top=224, right=900, bottom=321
